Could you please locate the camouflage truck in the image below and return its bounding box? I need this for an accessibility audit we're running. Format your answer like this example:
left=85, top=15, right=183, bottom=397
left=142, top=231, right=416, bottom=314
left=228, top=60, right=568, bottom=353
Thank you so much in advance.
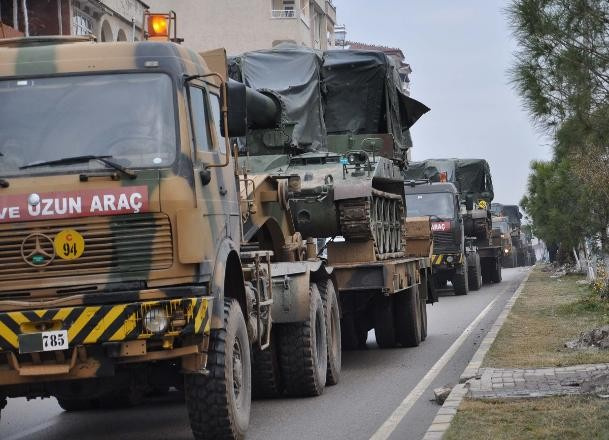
left=404, top=159, right=503, bottom=294
left=0, top=35, right=337, bottom=440
left=229, top=46, right=435, bottom=350
left=491, top=203, right=527, bottom=266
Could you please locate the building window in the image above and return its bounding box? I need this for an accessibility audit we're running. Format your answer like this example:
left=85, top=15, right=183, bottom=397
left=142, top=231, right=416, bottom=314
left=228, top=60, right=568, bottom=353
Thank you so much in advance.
left=72, top=7, right=93, bottom=36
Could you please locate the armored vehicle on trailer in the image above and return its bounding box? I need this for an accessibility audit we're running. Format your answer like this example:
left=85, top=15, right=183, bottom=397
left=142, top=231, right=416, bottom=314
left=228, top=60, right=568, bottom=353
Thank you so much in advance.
left=229, top=46, right=434, bottom=350
left=404, top=159, right=502, bottom=294
left=0, top=35, right=338, bottom=440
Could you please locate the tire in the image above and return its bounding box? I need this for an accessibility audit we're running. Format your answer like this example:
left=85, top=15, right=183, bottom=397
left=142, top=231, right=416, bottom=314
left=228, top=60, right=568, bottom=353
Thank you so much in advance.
left=420, top=290, right=428, bottom=341
left=318, top=280, right=341, bottom=386
left=56, top=398, right=97, bottom=412
left=374, top=295, right=396, bottom=348
left=492, top=260, right=502, bottom=283
left=394, top=286, right=421, bottom=347
left=184, top=298, right=251, bottom=440
left=468, top=254, right=482, bottom=291
left=277, top=284, right=327, bottom=397
left=251, top=334, right=282, bottom=399
left=453, top=264, right=469, bottom=295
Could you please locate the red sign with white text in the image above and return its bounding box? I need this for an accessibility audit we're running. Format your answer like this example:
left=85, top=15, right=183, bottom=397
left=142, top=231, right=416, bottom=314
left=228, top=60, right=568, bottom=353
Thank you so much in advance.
left=431, top=221, right=452, bottom=232
left=0, top=186, right=149, bottom=223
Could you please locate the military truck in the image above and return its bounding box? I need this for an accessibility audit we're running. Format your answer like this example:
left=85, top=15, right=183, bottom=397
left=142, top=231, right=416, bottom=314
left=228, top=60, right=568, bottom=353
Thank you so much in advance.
left=491, top=203, right=528, bottom=266
left=229, top=46, right=435, bottom=349
left=491, top=216, right=516, bottom=267
left=0, top=35, right=339, bottom=440
left=404, top=159, right=502, bottom=295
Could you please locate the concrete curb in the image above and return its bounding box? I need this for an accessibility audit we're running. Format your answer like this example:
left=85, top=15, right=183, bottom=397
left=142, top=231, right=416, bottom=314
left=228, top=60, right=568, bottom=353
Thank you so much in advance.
left=421, top=268, right=533, bottom=440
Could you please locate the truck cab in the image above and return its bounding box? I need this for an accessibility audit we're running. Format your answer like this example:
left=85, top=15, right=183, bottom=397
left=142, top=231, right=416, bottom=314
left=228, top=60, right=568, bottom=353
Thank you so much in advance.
left=492, top=216, right=515, bottom=267
left=405, top=182, right=468, bottom=292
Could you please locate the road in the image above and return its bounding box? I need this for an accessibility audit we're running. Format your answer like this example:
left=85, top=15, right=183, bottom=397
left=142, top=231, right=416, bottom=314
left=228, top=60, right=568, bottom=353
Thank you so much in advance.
left=0, top=268, right=529, bottom=440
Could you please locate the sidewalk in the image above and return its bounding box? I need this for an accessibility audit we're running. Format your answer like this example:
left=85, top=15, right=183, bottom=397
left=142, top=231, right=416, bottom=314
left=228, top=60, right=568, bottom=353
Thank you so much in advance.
left=424, top=266, right=609, bottom=440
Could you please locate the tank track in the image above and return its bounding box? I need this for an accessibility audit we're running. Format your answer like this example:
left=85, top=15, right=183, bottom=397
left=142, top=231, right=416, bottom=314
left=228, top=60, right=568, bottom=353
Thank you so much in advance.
left=338, top=189, right=405, bottom=260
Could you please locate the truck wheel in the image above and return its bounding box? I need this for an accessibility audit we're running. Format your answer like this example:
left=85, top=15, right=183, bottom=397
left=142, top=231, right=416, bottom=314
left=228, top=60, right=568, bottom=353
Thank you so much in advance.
left=394, top=285, right=421, bottom=347
left=492, top=260, right=502, bottom=283
left=420, top=290, right=428, bottom=341
left=56, top=398, right=97, bottom=412
left=251, top=334, right=282, bottom=399
left=185, top=298, right=251, bottom=440
left=453, top=264, right=469, bottom=295
left=374, top=295, right=396, bottom=348
left=319, top=280, right=341, bottom=386
left=468, top=254, right=482, bottom=291
left=277, top=284, right=327, bottom=397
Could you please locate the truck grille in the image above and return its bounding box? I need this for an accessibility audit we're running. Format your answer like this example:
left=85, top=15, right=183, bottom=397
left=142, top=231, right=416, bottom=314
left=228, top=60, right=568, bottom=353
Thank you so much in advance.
left=432, top=231, right=459, bottom=253
left=0, top=213, right=173, bottom=281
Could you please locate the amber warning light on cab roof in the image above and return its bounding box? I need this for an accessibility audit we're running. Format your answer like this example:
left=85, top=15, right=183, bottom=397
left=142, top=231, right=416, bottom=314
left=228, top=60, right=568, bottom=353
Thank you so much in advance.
left=440, top=171, right=448, bottom=182
left=145, top=10, right=183, bottom=43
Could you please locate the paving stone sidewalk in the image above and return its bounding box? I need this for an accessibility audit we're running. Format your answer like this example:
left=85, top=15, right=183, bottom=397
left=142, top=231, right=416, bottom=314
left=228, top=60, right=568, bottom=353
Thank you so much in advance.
left=466, top=363, right=609, bottom=399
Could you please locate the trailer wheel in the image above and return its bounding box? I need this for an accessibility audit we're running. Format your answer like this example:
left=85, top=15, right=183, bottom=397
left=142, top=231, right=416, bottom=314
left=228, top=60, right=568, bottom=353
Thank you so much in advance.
left=420, top=289, right=428, bottom=341
left=468, top=254, right=482, bottom=291
left=319, top=279, right=341, bottom=386
left=492, top=260, right=502, bottom=283
left=184, top=298, right=251, bottom=440
left=374, top=295, right=396, bottom=348
left=56, top=398, right=97, bottom=412
left=251, top=334, right=282, bottom=399
left=394, top=286, right=422, bottom=347
left=453, top=264, right=469, bottom=295
left=277, top=284, right=327, bottom=397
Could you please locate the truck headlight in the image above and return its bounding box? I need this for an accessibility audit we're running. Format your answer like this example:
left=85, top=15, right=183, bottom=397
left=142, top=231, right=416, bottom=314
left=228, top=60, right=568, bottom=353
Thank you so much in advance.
left=143, top=308, right=169, bottom=334
left=446, top=255, right=454, bottom=263
left=504, top=248, right=509, bottom=254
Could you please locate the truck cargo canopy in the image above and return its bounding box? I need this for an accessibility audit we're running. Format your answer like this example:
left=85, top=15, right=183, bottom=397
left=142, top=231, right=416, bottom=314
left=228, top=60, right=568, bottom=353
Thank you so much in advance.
left=404, top=159, right=494, bottom=202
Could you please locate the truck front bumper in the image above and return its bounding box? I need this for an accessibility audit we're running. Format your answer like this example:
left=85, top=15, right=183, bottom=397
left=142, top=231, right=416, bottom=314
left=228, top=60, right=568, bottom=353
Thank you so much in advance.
left=0, top=295, right=212, bottom=385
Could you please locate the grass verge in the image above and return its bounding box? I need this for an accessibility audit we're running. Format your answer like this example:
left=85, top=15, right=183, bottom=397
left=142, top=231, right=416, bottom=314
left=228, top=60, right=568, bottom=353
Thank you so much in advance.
left=483, top=267, right=609, bottom=368
left=445, top=396, right=609, bottom=440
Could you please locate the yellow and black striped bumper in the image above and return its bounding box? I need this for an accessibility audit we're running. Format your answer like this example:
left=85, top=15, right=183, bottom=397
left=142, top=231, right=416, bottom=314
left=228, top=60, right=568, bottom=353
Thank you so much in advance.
left=432, top=254, right=464, bottom=266
left=0, top=297, right=211, bottom=352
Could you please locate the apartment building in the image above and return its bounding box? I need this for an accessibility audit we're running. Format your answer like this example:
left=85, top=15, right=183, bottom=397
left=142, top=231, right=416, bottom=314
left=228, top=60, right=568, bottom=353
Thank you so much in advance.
left=0, top=0, right=148, bottom=42
left=146, top=0, right=338, bottom=54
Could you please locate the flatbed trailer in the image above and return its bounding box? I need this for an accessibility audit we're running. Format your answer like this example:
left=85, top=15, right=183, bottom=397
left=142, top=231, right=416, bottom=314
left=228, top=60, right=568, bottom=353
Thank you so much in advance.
left=327, top=244, right=435, bottom=349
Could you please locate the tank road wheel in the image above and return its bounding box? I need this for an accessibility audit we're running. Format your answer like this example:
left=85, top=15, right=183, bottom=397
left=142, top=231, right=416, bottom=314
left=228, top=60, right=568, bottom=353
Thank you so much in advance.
left=184, top=299, right=251, bottom=440
left=277, top=284, right=328, bottom=397
left=453, top=264, right=469, bottom=296
left=56, top=398, right=97, bottom=412
left=394, top=286, right=422, bottom=347
left=251, top=334, right=282, bottom=399
left=468, top=254, right=482, bottom=291
left=374, top=295, right=396, bottom=348
left=318, top=279, right=342, bottom=386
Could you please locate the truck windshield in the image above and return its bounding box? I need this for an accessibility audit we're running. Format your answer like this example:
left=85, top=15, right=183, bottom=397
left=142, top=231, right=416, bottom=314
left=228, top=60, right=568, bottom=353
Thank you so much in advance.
left=0, top=73, right=176, bottom=176
left=493, top=221, right=509, bottom=234
left=406, top=193, right=455, bottom=219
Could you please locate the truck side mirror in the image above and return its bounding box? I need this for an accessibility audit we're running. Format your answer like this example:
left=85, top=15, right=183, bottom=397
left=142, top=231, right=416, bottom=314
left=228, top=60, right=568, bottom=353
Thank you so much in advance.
left=224, top=79, right=247, bottom=137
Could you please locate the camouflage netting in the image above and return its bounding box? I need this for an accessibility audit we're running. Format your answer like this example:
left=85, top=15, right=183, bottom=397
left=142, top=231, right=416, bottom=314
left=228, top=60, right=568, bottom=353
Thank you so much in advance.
left=404, top=159, right=494, bottom=202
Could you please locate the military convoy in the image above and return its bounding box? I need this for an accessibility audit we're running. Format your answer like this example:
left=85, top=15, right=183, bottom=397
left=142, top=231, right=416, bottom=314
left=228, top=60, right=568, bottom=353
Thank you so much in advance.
left=491, top=203, right=535, bottom=266
left=0, top=22, right=434, bottom=440
left=404, top=159, right=503, bottom=294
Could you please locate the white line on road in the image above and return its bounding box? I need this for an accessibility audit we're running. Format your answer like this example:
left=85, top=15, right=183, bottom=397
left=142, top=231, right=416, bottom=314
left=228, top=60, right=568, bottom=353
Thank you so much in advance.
left=4, top=418, right=58, bottom=440
left=369, top=280, right=517, bottom=440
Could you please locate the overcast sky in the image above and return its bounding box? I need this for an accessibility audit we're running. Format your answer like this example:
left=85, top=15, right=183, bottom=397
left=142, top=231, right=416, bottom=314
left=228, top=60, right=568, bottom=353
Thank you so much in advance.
left=333, top=0, right=553, bottom=206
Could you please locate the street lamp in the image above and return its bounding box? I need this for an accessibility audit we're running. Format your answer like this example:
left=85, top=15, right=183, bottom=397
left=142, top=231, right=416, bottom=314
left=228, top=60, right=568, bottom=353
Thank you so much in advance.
left=334, top=24, right=346, bottom=48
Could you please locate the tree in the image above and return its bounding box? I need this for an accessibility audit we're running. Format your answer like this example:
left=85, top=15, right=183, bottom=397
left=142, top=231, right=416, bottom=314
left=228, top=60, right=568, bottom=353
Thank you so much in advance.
left=509, top=0, right=609, bottom=256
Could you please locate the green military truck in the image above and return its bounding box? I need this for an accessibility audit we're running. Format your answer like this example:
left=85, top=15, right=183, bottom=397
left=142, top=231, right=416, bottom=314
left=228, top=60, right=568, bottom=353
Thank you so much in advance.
left=0, top=35, right=339, bottom=440
left=404, top=159, right=502, bottom=295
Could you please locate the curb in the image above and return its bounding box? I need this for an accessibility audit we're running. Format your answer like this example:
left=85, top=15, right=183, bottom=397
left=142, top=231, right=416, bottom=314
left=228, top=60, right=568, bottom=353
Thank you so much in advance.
left=421, top=268, right=533, bottom=440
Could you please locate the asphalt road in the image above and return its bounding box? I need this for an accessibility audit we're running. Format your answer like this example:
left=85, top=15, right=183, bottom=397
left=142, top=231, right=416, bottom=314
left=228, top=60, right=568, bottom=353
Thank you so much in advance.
left=0, top=268, right=529, bottom=440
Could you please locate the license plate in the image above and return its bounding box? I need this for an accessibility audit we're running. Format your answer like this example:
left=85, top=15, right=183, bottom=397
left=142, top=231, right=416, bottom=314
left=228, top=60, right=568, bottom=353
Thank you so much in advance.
left=18, top=330, right=69, bottom=354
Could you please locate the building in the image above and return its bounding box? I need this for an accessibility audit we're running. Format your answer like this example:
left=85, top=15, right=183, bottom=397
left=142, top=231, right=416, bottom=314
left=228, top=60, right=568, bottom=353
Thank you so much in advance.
left=0, top=0, right=148, bottom=42
left=345, top=41, right=413, bottom=95
left=145, top=0, right=337, bottom=54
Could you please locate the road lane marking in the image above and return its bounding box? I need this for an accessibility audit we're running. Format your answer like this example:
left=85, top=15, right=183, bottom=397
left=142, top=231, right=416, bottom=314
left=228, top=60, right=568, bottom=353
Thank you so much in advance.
left=4, top=419, right=58, bottom=440
left=369, top=278, right=520, bottom=440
